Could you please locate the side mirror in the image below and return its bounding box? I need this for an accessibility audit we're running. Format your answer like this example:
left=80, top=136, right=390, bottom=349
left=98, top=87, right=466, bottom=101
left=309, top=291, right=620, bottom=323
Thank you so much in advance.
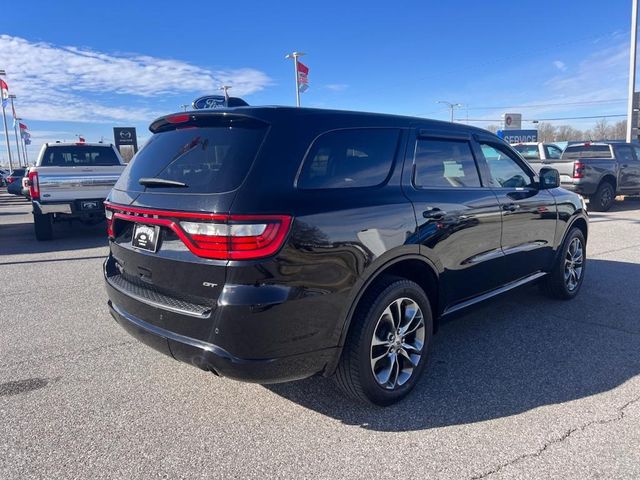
left=539, top=167, right=560, bottom=189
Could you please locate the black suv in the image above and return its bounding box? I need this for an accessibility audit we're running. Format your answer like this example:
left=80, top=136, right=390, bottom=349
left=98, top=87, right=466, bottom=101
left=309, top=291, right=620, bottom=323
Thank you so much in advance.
left=104, top=107, right=588, bottom=405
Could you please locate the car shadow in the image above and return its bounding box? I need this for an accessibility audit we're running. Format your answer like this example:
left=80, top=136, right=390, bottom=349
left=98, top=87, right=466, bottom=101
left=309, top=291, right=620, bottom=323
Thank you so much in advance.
left=264, top=258, right=640, bottom=431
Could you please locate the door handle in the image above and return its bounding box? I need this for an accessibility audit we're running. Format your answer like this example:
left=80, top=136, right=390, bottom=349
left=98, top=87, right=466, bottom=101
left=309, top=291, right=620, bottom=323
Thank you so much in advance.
left=423, top=207, right=446, bottom=220
left=502, top=203, right=520, bottom=212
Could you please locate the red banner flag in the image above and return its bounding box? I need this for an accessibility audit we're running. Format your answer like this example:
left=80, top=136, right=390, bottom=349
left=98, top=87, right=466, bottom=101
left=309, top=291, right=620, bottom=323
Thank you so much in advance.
left=297, top=61, right=309, bottom=93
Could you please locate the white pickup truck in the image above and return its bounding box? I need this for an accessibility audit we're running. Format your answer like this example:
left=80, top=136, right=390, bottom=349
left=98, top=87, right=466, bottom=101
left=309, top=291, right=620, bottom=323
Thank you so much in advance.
left=27, top=142, right=126, bottom=240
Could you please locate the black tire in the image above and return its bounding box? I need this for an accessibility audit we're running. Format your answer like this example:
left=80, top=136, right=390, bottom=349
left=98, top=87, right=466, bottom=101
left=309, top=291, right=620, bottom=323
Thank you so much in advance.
left=33, top=210, right=53, bottom=241
left=334, top=276, right=433, bottom=406
left=589, top=181, right=615, bottom=212
left=540, top=227, right=586, bottom=300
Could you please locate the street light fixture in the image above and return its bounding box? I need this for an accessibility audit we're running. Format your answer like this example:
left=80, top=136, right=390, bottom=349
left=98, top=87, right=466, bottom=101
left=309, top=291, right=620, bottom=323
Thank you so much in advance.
left=219, top=85, right=232, bottom=105
left=437, top=100, right=463, bottom=122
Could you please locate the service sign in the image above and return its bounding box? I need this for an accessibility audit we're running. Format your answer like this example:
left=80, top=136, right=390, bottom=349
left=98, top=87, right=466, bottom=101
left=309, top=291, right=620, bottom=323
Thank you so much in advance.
left=192, top=95, right=227, bottom=109
left=497, top=129, right=538, bottom=144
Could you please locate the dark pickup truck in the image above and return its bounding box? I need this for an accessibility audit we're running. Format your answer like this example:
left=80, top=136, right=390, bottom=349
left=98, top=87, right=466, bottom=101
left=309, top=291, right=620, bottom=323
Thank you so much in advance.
left=547, top=142, right=640, bottom=211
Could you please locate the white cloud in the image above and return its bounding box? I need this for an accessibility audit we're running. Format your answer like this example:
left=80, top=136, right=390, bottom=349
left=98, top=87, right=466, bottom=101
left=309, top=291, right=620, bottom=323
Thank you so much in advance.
left=324, top=84, right=349, bottom=92
left=553, top=60, right=567, bottom=72
left=0, top=35, right=272, bottom=123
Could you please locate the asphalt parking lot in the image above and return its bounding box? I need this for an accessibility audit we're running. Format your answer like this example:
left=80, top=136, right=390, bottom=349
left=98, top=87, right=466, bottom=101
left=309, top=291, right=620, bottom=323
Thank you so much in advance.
left=1, top=191, right=639, bottom=480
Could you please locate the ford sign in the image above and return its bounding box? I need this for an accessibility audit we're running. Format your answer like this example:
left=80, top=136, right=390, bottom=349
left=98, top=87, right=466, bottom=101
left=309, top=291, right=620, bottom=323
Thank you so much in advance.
left=192, top=95, right=250, bottom=110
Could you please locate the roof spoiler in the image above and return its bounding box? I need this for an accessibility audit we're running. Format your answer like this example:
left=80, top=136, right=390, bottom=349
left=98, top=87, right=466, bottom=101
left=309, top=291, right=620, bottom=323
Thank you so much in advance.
left=149, top=111, right=268, bottom=134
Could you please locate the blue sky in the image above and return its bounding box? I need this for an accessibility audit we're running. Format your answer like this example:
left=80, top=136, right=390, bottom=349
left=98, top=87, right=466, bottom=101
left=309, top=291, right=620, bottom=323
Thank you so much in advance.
left=0, top=0, right=636, bottom=165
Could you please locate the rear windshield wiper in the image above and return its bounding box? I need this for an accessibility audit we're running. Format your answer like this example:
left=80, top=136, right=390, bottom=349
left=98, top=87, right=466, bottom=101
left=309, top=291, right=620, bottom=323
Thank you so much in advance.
left=138, top=177, right=188, bottom=188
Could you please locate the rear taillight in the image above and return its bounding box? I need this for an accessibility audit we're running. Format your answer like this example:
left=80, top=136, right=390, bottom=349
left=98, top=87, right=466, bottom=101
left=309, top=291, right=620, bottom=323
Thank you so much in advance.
left=104, top=205, right=114, bottom=238
left=573, top=161, right=585, bottom=179
left=103, top=202, right=292, bottom=260
left=6, top=176, right=14, bottom=184
left=28, top=171, right=40, bottom=200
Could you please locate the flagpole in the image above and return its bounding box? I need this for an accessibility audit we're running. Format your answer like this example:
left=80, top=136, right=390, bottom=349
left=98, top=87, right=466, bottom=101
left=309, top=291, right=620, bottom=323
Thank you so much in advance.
left=0, top=70, right=13, bottom=170
left=286, top=52, right=305, bottom=107
left=9, top=95, right=22, bottom=166
left=22, top=137, right=28, bottom=165
left=1, top=103, right=13, bottom=171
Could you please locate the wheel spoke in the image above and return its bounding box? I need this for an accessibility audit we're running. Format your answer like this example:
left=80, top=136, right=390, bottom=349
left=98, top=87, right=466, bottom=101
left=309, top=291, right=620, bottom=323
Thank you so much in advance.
left=377, top=353, right=397, bottom=386
left=390, top=300, right=402, bottom=330
left=398, top=348, right=419, bottom=368
left=371, top=332, right=392, bottom=347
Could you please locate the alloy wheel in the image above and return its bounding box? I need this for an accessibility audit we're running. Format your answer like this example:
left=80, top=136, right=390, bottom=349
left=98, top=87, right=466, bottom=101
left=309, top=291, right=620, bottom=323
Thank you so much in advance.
left=564, top=237, right=584, bottom=291
left=370, top=297, right=425, bottom=390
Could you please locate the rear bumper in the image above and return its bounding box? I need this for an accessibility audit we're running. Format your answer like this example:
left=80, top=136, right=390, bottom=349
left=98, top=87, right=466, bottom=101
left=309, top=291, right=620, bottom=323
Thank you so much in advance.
left=560, top=181, right=595, bottom=196
left=34, top=199, right=106, bottom=216
left=108, top=300, right=337, bottom=383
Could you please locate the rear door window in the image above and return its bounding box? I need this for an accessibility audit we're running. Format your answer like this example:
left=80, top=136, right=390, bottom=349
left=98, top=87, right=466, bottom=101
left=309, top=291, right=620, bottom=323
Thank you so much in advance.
left=298, top=128, right=400, bottom=189
left=413, top=138, right=481, bottom=188
left=42, top=146, right=120, bottom=166
left=115, top=124, right=267, bottom=194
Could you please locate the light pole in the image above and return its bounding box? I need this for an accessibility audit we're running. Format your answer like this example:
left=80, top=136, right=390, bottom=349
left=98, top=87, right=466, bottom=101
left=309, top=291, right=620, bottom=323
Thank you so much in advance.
left=219, top=85, right=231, bottom=106
left=627, top=0, right=639, bottom=142
left=437, top=100, right=462, bottom=122
left=285, top=52, right=305, bottom=107
left=0, top=69, right=13, bottom=170
left=8, top=94, right=22, bottom=166
left=180, top=104, right=189, bottom=112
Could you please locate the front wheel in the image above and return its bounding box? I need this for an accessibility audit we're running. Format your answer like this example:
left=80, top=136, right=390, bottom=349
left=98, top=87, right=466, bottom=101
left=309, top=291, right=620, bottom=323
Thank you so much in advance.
left=541, top=227, right=586, bottom=300
left=33, top=210, right=53, bottom=241
left=335, top=277, right=433, bottom=406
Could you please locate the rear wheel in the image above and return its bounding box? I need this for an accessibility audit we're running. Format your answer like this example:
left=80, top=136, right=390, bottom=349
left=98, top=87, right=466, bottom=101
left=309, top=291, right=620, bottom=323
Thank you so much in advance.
left=33, top=210, right=53, bottom=241
left=335, top=277, right=433, bottom=406
left=589, top=181, right=614, bottom=212
left=541, top=227, right=586, bottom=300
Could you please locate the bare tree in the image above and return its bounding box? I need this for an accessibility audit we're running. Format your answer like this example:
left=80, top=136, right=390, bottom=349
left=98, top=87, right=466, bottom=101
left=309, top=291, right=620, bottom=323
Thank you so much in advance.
left=536, top=122, right=557, bottom=142
left=555, top=125, right=583, bottom=142
left=484, top=124, right=499, bottom=134
left=612, top=120, right=627, bottom=140
left=591, top=118, right=610, bottom=141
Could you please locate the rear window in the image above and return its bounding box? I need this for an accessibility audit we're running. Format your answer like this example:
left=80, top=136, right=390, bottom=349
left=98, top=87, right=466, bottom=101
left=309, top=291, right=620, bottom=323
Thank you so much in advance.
left=562, top=145, right=612, bottom=159
left=298, top=128, right=400, bottom=189
left=116, top=124, right=267, bottom=194
left=10, top=169, right=25, bottom=177
left=513, top=144, right=540, bottom=160
left=41, top=146, right=120, bottom=166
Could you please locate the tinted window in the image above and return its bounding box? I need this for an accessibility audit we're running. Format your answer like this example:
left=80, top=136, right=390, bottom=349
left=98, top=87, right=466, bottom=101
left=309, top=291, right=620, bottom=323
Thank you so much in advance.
left=9, top=169, right=25, bottom=177
left=116, top=125, right=267, bottom=194
left=42, top=146, right=120, bottom=166
left=513, top=144, right=540, bottom=160
left=562, top=145, right=612, bottom=159
left=298, top=128, right=399, bottom=189
left=413, top=139, right=481, bottom=188
left=481, top=144, right=534, bottom=188
left=616, top=145, right=635, bottom=162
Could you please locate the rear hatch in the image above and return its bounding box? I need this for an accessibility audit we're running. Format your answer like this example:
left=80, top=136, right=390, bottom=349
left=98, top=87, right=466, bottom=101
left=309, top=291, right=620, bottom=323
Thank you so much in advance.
left=558, top=144, right=613, bottom=182
left=37, top=144, right=124, bottom=202
left=105, top=112, right=280, bottom=331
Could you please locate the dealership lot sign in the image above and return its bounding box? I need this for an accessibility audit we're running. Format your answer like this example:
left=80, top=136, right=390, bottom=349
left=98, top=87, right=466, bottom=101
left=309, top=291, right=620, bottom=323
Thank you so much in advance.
left=497, top=129, right=538, bottom=144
